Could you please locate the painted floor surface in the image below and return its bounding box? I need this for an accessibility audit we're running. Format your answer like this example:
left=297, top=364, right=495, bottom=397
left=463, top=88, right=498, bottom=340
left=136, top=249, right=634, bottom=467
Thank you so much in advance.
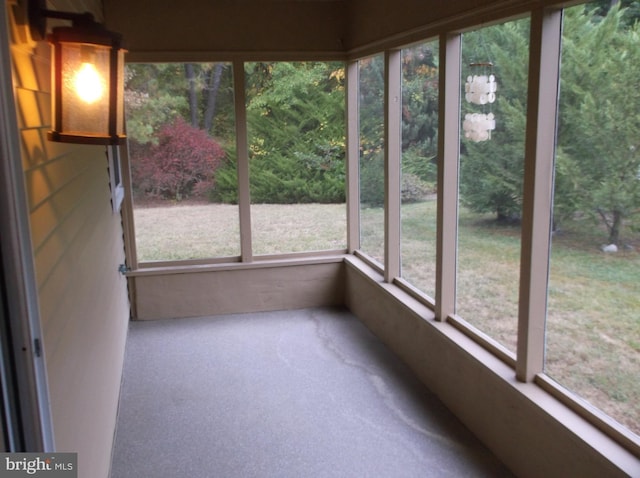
left=110, top=307, right=515, bottom=477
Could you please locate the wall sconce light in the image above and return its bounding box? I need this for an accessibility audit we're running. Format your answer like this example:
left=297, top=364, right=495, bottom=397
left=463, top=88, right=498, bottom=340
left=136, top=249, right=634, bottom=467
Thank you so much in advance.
left=25, top=0, right=127, bottom=145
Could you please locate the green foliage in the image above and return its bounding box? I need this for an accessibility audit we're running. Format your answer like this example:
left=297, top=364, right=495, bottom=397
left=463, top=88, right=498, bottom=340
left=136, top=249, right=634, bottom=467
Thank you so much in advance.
left=358, top=45, right=439, bottom=206
left=458, top=5, right=640, bottom=244
left=208, top=147, right=239, bottom=203
left=401, top=43, right=439, bottom=184
left=557, top=4, right=640, bottom=243
left=359, top=152, right=384, bottom=206
left=402, top=147, right=437, bottom=187
left=125, top=63, right=236, bottom=147
left=459, top=18, right=530, bottom=221
left=125, top=64, right=188, bottom=145
left=401, top=173, right=433, bottom=203
left=126, top=6, right=640, bottom=243
left=358, top=55, right=385, bottom=206
left=552, top=148, right=585, bottom=228
left=231, top=62, right=346, bottom=204
left=590, top=0, right=640, bottom=26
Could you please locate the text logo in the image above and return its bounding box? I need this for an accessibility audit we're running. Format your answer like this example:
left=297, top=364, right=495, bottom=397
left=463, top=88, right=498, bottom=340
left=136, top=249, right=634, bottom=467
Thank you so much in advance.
left=0, top=454, right=76, bottom=477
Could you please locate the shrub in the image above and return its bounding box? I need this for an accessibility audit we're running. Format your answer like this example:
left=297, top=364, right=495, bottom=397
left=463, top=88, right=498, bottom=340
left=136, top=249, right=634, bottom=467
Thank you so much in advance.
left=401, top=173, right=432, bottom=203
left=359, top=152, right=385, bottom=206
left=132, top=117, right=225, bottom=201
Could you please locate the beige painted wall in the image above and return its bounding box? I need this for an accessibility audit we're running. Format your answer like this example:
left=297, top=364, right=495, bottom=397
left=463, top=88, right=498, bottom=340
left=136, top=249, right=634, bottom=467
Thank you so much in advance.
left=103, top=0, right=575, bottom=60
left=7, top=1, right=130, bottom=476
left=104, top=0, right=347, bottom=61
left=344, top=0, right=519, bottom=53
left=132, top=260, right=345, bottom=320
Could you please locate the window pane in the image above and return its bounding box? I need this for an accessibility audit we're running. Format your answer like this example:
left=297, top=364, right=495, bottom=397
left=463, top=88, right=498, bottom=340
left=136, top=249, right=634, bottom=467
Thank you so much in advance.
left=400, top=41, right=439, bottom=298
left=245, top=62, right=346, bottom=255
left=359, top=55, right=385, bottom=264
left=125, top=63, right=239, bottom=261
left=457, top=18, right=530, bottom=352
left=548, top=2, right=640, bottom=435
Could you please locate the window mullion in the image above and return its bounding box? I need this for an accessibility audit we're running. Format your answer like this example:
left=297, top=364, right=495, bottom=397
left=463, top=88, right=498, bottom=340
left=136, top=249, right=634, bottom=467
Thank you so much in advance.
left=233, top=60, right=253, bottom=262
left=384, top=50, right=402, bottom=282
left=517, top=8, right=562, bottom=382
left=435, top=33, right=461, bottom=322
left=346, top=60, right=360, bottom=254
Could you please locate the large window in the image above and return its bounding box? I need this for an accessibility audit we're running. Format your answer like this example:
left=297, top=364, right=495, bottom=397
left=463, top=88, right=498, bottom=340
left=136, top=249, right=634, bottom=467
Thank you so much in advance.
left=456, top=18, right=530, bottom=353
left=125, top=61, right=346, bottom=262
left=547, top=2, right=640, bottom=436
left=125, top=63, right=239, bottom=262
left=400, top=41, right=439, bottom=298
left=358, top=54, right=385, bottom=265
left=244, top=62, right=346, bottom=256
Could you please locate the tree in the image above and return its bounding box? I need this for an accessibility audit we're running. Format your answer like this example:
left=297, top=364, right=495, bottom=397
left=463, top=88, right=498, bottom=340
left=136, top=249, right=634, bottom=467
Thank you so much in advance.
left=126, top=63, right=235, bottom=144
left=132, top=117, right=225, bottom=201
left=213, top=61, right=346, bottom=204
left=590, top=0, right=640, bottom=26
left=457, top=6, right=640, bottom=244
left=557, top=5, right=640, bottom=244
left=401, top=42, right=439, bottom=186
left=125, top=63, right=188, bottom=145
left=459, top=18, right=530, bottom=222
left=184, top=64, right=199, bottom=127
left=126, top=63, right=236, bottom=202
left=358, top=55, right=385, bottom=206
left=204, top=63, right=225, bottom=132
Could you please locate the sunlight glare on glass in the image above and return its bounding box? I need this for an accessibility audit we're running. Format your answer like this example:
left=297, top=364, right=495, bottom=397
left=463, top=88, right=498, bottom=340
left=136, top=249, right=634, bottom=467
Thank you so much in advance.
left=74, top=62, right=104, bottom=103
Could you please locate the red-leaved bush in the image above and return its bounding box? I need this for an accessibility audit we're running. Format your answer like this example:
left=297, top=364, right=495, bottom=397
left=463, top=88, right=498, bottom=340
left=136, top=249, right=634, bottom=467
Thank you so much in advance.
left=133, top=117, right=224, bottom=201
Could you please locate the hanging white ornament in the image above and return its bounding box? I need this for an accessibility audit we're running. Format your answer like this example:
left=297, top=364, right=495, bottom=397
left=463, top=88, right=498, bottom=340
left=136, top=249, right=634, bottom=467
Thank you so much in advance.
left=465, top=73, right=497, bottom=105
left=463, top=62, right=497, bottom=142
left=463, top=112, right=495, bottom=142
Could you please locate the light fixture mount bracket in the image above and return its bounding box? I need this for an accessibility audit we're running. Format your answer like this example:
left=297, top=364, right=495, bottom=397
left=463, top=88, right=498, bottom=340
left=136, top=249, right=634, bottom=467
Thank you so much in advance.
left=27, top=0, right=99, bottom=41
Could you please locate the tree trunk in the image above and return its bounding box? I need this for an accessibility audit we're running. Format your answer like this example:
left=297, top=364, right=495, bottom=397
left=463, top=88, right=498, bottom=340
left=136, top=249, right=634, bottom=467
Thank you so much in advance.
left=608, top=209, right=622, bottom=245
left=184, top=64, right=199, bottom=128
left=204, top=63, right=224, bottom=133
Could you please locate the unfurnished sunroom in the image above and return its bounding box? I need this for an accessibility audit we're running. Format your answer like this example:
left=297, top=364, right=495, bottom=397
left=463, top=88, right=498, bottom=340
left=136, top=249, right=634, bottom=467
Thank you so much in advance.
left=1, top=0, right=639, bottom=477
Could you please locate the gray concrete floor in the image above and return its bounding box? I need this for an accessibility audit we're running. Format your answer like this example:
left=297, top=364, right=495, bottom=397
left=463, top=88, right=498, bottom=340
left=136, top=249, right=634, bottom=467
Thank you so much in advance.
left=110, top=307, right=514, bottom=477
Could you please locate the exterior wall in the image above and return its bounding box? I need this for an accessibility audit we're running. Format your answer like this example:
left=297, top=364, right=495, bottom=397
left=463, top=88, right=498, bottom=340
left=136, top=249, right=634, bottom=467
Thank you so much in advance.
left=343, top=256, right=639, bottom=478
left=132, top=259, right=345, bottom=320
left=104, top=0, right=347, bottom=61
left=7, top=1, right=130, bottom=476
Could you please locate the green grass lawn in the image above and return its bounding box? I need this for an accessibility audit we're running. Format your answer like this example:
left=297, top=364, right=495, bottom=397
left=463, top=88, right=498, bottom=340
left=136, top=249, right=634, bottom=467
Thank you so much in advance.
left=133, top=199, right=639, bottom=436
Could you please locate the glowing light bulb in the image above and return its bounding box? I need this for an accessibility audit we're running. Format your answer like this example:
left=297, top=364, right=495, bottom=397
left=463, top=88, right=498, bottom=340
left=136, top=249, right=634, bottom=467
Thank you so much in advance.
left=74, top=63, right=104, bottom=104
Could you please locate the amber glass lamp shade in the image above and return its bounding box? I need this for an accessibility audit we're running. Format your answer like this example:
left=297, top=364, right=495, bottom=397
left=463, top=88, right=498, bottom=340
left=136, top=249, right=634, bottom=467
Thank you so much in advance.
left=48, top=26, right=126, bottom=145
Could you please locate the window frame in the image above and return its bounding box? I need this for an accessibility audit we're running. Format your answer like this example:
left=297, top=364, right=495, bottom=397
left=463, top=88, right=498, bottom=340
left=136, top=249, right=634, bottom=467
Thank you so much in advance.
left=347, top=5, right=639, bottom=455
left=108, top=144, right=125, bottom=213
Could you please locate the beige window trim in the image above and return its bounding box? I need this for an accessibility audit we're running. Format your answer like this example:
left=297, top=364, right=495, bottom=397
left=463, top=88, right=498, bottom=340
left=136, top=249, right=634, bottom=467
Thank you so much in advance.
left=447, top=314, right=517, bottom=368
left=384, top=49, right=402, bottom=283
left=516, top=8, right=562, bottom=383
left=435, top=33, right=461, bottom=323
left=107, top=145, right=125, bottom=213
left=346, top=60, right=360, bottom=253
left=118, top=140, right=139, bottom=271
left=535, top=373, right=640, bottom=457
left=233, top=61, right=253, bottom=263
left=392, top=276, right=435, bottom=311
